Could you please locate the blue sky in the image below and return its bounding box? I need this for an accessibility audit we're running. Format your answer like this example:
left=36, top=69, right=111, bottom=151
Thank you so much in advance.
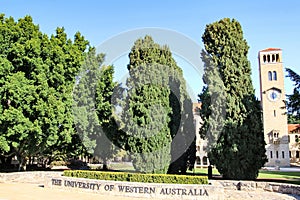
left=1, top=0, right=300, bottom=101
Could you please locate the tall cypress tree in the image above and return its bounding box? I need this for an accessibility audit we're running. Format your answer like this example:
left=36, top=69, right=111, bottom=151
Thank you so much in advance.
left=118, top=36, right=195, bottom=174
left=73, top=47, right=117, bottom=170
left=199, top=18, right=267, bottom=179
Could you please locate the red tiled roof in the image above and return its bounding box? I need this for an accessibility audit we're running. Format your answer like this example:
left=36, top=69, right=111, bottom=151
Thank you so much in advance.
left=193, top=102, right=202, bottom=112
left=260, top=48, right=282, bottom=52
left=288, top=124, right=300, bottom=133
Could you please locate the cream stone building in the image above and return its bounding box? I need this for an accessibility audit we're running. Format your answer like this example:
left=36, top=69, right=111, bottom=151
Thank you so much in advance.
left=288, top=124, right=300, bottom=163
left=193, top=103, right=209, bottom=167
left=258, top=48, right=290, bottom=167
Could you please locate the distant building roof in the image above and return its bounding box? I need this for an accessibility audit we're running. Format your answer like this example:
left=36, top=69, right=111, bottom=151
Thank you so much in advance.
left=193, top=102, right=201, bottom=113
left=259, top=48, right=282, bottom=53
left=288, top=124, right=300, bottom=133
left=193, top=102, right=201, bottom=108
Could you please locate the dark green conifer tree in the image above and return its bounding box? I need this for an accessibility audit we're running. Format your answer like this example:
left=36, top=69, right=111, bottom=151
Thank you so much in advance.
left=199, top=18, right=267, bottom=179
left=286, top=68, right=300, bottom=124
left=73, top=48, right=118, bottom=170
left=118, top=36, right=195, bottom=174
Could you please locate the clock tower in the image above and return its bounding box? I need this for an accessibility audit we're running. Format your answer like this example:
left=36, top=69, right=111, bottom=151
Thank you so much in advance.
left=259, top=48, right=290, bottom=167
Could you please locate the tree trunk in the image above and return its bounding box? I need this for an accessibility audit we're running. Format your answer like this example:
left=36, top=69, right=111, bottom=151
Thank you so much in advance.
left=102, top=158, right=108, bottom=171
left=16, top=154, right=27, bottom=171
left=0, top=155, right=14, bottom=170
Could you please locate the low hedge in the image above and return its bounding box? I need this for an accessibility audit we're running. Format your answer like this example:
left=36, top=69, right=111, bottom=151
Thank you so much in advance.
left=63, top=170, right=208, bottom=185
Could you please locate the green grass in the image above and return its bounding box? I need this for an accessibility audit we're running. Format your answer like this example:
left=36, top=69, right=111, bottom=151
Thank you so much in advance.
left=108, top=162, right=135, bottom=172
left=189, top=168, right=300, bottom=185
left=258, top=170, right=300, bottom=179
left=188, top=167, right=220, bottom=176
left=258, top=170, right=300, bottom=185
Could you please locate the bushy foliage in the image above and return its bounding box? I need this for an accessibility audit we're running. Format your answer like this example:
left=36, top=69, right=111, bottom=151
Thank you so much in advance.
left=116, top=36, right=195, bottom=174
left=63, top=170, right=208, bottom=184
left=286, top=68, right=300, bottom=124
left=199, top=18, right=267, bottom=180
left=0, top=14, right=89, bottom=170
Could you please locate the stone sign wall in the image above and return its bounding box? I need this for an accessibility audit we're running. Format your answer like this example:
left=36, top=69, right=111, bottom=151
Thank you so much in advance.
left=2, top=172, right=300, bottom=199
left=46, top=176, right=224, bottom=200
left=0, top=171, right=62, bottom=184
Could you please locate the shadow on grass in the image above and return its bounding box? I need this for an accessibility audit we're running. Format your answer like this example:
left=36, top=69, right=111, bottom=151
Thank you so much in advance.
left=188, top=171, right=300, bottom=185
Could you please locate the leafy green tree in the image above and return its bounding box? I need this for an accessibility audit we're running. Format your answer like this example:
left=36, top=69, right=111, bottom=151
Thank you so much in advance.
left=199, top=18, right=267, bottom=179
left=286, top=68, right=300, bottom=124
left=73, top=48, right=118, bottom=170
left=118, top=36, right=195, bottom=174
left=95, top=65, right=119, bottom=169
left=0, top=14, right=89, bottom=170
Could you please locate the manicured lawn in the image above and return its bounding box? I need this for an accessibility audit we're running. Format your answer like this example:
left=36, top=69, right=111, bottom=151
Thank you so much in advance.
left=189, top=167, right=300, bottom=185
left=258, top=170, right=300, bottom=179
left=258, top=170, right=300, bottom=185
left=108, top=162, right=135, bottom=172
left=188, top=167, right=220, bottom=175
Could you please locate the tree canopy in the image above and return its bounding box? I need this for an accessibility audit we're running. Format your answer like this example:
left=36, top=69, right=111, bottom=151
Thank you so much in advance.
left=0, top=14, right=89, bottom=170
left=73, top=48, right=118, bottom=170
left=199, top=18, right=267, bottom=180
left=116, top=36, right=195, bottom=174
left=286, top=68, right=300, bottom=124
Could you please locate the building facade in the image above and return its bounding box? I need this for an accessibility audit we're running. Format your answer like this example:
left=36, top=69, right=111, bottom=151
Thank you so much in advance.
left=288, top=124, right=300, bottom=163
left=258, top=48, right=290, bottom=167
left=193, top=103, right=209, bottom=167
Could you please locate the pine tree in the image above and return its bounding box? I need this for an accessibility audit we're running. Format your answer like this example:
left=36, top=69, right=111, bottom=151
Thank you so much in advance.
left=73, top=47, right=117, bottom=170
left=199, top=18, right=267, bottom=179
left=118, top=36, right=195, bottom=174
left=286, top=68, right=300, bottom=123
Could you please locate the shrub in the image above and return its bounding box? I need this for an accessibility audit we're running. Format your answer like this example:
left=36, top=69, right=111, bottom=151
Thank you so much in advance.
left=63, top=170, right=208, bottom=184
left=67, top=159, right=89, bottom=170
left=49, top=160, right=67, bottom=168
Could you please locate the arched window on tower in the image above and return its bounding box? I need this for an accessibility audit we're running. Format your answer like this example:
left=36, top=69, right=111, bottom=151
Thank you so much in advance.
left=268, top=71, right=272, bottom=81
left=276, top=54, right=280, bottom=62
left=263, top=55, right=267, bottom=63
left=272, top=54, right=275, bottom=62
left=267, top=54, right=271, bottom=62
left=273, top=71, right=277, bottom=81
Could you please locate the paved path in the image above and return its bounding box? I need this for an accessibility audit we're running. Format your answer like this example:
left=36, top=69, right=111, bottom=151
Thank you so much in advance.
left=0, top=183, right=135, bottom=200
left=0, top=183, right=300, bottom=200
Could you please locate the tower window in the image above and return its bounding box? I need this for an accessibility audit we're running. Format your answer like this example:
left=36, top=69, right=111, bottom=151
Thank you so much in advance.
left=296, top=135, right=299, bottom=143
left=268, top=71, right=273, bottom=81
left=276, top=151, right=279, bottom=158
left=273, top=110, right=276, bottom=117
left=296, top=151, right=300, bottom=159
left=289, top=151, right=291, bottom=158
left=282, top=151, right=285, bottom=159
left=270, top=151, right=273, bottom=159
left=263, top=55, right=267, bottom=63
left=273, top=71, right=277, bottom=80
left=267, top=54, right=271, bottom=62
left=276, top=54, right=280, bottom=62
left=272, top=54, right=275, bottom=62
